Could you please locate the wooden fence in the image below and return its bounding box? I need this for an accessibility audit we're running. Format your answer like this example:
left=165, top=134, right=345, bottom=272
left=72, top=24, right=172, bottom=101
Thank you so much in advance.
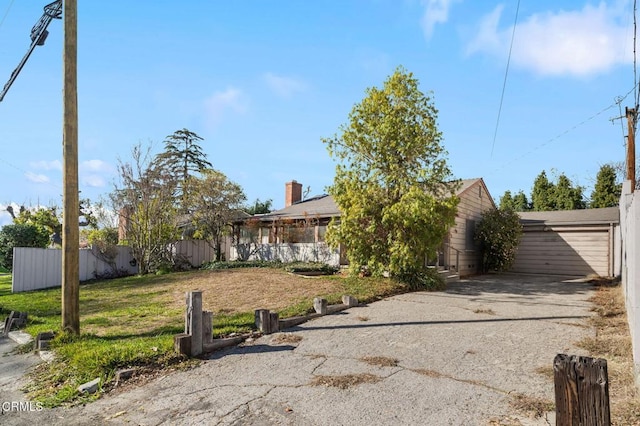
left=620, top=181, right=640, bottom=387
left=11, top=239, right=227, bottom=293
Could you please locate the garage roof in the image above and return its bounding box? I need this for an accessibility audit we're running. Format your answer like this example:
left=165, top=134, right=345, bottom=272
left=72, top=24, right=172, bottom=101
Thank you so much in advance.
left=518, top=207, right=619, bottom=226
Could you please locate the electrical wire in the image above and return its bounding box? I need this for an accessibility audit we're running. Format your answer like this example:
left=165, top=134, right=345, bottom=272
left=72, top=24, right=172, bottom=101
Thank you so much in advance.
left=486, top=85, right=638, bottom=178
left=0, top=0, right=16, bottom=32
left=490, top=0, right=521, bottom=158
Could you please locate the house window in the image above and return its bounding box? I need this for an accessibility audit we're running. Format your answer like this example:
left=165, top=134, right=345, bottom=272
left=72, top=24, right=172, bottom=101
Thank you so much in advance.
left=260, top=228, right=270, bottom=244
left=239, top=226, right=258, bottom=244
left=317, top=225, right=327, bottom=242
left=465, top=219, right=476, bottom=250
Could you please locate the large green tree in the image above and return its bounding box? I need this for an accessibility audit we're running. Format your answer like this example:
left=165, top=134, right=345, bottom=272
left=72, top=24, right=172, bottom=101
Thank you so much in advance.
left=591, top=164, right=621, bottom=207
left=553, top=173, right=585, bottom=210
left=531, top=171, right=555, bottom=211
left=153, top=128, right=212, bottom=211
left=512, top=190, right=531, bottom=211
left=112, top=143, right=180, bottom=274
left=187, top=169, right=247, bottom=261
left=323, top=66, right=458, bottom=289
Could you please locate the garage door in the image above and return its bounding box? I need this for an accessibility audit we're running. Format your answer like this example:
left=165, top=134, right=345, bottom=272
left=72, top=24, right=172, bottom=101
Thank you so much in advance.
left=511, top=230, right=610, bottom=276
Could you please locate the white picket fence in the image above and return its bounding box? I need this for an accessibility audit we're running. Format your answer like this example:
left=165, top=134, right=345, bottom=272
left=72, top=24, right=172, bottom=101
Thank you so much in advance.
left=11, top=239, right=227, bottom=293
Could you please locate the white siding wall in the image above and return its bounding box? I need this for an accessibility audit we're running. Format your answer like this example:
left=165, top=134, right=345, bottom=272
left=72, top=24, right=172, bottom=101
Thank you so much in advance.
left=449, top=182, right=494, bottom=276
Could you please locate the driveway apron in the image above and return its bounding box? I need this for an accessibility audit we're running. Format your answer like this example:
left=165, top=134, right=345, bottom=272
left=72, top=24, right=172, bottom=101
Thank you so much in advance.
left=2, top=274, right=595, bottom=426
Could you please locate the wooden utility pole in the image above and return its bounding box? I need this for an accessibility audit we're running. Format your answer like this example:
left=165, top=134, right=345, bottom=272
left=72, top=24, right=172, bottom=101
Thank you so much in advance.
left=626, top=107, right=636, bottom=191
left=62, top=0, right=79, bottom=335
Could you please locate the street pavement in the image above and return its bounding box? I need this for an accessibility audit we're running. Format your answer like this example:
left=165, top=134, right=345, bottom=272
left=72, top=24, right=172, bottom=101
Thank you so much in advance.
left=0, top=274, right=596, bottom=425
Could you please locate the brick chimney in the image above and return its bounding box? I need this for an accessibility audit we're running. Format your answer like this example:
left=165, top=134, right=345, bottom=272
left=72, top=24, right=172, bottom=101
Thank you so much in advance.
left=285, top=180, right=302, bottom=207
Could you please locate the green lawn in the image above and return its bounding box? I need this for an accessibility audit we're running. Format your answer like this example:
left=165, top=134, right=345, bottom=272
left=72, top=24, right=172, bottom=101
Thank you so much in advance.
left=0, top=268, right=412, bottom=407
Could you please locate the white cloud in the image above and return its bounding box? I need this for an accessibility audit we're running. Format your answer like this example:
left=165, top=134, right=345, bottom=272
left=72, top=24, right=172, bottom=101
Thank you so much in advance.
left=80, top=159, right=113, bottom=173
left=263, top=73, right=307, bottom=98
left=82, top=175, right=106, bottom=188
left=29, top=160, right=62, bottom=171
left=467, top=2, right=632, bottom=77
left=421, top=0, right=461, bottom=40
left=25, top=172, right=50, bottom=184
left=203, top=87, right=247, bottom=128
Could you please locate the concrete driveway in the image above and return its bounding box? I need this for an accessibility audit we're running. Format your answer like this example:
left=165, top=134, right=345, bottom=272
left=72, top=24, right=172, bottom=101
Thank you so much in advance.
left=2, top=274, right=595, bottom=426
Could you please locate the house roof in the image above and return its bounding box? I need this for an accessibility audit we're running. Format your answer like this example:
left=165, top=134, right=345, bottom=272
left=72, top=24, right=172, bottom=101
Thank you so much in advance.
left=518, top=207, right=619, bottom=226
left=247, top=178, right=488, bottom=222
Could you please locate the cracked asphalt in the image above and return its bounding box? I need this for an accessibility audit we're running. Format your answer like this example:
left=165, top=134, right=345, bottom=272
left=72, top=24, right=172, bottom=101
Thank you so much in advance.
left=1, top=274, right=595, bottom=426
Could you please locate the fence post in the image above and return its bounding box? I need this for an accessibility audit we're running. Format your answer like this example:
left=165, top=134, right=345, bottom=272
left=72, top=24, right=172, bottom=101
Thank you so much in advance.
left=187, top=291, right=203, bottom=357
left=554, top=353, right=610, bottom=425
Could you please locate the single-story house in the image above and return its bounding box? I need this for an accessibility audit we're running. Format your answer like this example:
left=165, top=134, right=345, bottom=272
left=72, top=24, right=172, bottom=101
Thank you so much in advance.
left=511, top=207, right=620, bottom=277
left=231, top=178, right=495, bottom=276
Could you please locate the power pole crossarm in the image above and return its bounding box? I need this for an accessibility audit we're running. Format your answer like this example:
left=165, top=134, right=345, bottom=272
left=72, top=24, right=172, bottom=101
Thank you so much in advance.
left=0, top=0, right=62, bottom=102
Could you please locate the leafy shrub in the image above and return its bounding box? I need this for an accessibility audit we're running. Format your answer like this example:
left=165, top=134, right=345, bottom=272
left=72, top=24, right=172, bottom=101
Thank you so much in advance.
left=0, top=224, right=50, bottom=271
left=393, top=267, right=446, bottom=291
left=474, top=208, right=523, bottom=273
left=282, top=262, right=338, bottom=274
left=201, top=260, right=279, bottom=270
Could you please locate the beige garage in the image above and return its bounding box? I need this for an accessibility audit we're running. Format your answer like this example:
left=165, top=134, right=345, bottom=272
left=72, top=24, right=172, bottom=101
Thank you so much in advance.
left=511, top=207, right=620, bottom=277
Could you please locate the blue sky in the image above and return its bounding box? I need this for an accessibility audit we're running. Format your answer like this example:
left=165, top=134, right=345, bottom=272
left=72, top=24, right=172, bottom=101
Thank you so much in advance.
left=0, top=0, right=635, bottom=226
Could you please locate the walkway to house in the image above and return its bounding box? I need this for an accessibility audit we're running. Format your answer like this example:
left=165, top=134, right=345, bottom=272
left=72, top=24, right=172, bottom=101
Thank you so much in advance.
left=3, top=274, right=595, bottom=425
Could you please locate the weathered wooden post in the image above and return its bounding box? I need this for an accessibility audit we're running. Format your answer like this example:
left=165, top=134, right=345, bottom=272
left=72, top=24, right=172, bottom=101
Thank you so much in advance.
left=203, top=311, right=213, bottom=345
left=554, top=353, right=610, bottom=425
left=187, top=291, right=203, bottom=356
left=255, top=309, right=272, bottom=334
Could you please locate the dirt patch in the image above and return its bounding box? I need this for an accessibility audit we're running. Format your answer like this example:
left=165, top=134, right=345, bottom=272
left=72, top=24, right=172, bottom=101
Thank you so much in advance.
left=271, top=333, right=303, bottom=344
left=310, top=373, right=381, bottom=389
left=473, top=308, right=495, bottom=315
left=360, top=356, right=399, bottom=367
left=508, top=393, right=554, bottom=418
left=165, top=268, right=341, bottom=313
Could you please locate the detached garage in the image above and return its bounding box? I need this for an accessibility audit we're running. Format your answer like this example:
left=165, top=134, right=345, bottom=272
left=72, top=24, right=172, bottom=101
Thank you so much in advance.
left=511, top=207, right=620, bottom=277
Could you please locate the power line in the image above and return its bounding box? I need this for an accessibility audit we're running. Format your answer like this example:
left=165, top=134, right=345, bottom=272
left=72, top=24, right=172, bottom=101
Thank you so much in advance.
left=486, top=86, right=637, bottom=178
left=0, top=0, right=16, bottom=31
left=490, top=0, right=521, bottom=158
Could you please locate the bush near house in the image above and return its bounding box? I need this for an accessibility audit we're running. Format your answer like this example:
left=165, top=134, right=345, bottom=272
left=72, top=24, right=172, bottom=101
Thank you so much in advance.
left=474, top=208, right=523, bottom=273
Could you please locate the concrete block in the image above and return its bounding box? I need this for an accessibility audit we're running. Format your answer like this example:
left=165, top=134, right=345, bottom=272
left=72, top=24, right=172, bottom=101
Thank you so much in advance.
left=342, top=295, right=358, bottom=307
left=174, top=333, right=191, bottom=356
left=313, top=298, right=328, bottom=314
left=255, top=309, right=271, bottom=333
left=77, top=378, right=101, bottom=394
left=115, top=368, right=135, bottom=385
left=203, top=311, right=213, bottom=344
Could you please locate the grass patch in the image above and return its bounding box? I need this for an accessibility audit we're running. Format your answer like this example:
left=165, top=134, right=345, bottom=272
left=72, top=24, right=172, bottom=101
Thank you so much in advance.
left=310, top=373, right=381, bottom=389
left=1, top=267, right=412, bottom=407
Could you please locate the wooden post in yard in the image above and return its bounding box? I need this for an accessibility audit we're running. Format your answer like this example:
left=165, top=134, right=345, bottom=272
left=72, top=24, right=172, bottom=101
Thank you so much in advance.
left=187, top=291, right=203, bottom=356
left=62, top=0, right=80, bottom=335
left=554, top=353, right=610, bottom=425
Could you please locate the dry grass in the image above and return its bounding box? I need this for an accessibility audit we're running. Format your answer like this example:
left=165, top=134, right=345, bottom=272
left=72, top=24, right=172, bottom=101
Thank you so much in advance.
left=355, top=315, right=370, bottom=321
left=310, top=373, right=381, bottom=389
left=534, top=365, right=554, bottom=380
left=166, top=269, right=341, bottom=313
left=577, top=282, right=640, bottom=425
left=473, top=308, right=496, bottom=315
left=271, top=333, right=303, bottom=344
left=414, top=368, right=445, bottom=379
left=360, top=356, right=399, bottom=367
left=508, top=393, right=554, bottom=418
